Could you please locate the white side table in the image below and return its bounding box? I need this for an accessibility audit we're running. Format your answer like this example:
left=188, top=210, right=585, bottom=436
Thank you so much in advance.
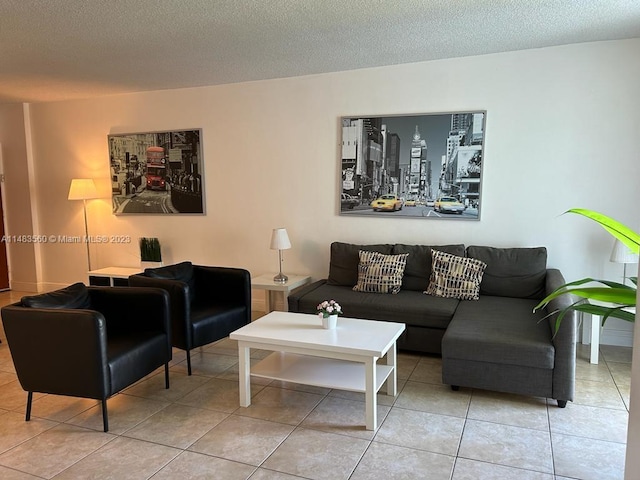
left=582, top=306, right=635, bottom=364
left=88, top=267, right=142, bottom=287
left=251, top=273, right=311, bottom=312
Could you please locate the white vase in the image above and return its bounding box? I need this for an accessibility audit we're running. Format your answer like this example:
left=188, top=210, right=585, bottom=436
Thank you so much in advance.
left=322, top=314, right=338, bottom=330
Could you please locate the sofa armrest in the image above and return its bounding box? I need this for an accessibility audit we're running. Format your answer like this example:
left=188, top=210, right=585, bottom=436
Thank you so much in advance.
left=287, top=279, right=327, bottom=312
left=1, top=304, right=110, bottom=398
left=545, top=268, right=577, bottom=401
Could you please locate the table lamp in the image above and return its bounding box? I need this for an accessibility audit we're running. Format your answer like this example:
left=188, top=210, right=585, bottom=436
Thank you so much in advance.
left=68, top=178, right=98, bottom=271
left=270, top=228, right=291, bottom=283
left=610, top=238, right=639, bottom=285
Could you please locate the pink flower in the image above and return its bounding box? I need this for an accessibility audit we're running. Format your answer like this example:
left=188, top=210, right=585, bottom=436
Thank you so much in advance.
left=317, top=299, right=343, bottom=317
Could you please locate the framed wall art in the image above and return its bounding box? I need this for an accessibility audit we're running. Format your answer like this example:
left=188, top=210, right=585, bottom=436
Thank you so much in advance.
left=340, top=112, right=485, bottom=220
left=108, top=129, right=204, bottom=215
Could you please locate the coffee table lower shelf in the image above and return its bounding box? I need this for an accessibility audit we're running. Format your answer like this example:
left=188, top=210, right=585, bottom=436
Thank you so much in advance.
left=252, top=351, right=394, bottom=393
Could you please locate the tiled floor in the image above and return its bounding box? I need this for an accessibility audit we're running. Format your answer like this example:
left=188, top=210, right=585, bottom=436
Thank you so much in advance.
left=0, top=290, right=630, bottom=479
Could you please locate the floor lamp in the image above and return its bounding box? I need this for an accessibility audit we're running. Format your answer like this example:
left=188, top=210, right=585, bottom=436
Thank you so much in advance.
left=68, top=178, right=98, bottom=272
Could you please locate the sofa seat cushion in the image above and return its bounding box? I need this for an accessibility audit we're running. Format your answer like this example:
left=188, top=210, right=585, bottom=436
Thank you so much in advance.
left=442, top=296, right=554, bottom=369
left=293, top=283, right=459, bottom=329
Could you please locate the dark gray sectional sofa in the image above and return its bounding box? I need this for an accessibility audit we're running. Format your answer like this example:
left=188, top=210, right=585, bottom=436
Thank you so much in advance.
left=287, top=242, right=577, bottom=407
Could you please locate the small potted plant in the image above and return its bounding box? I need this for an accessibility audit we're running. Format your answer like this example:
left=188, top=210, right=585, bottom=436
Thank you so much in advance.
left=317, top=300, right=343, bottom=329
left=139, top=237, right=163, bottom=269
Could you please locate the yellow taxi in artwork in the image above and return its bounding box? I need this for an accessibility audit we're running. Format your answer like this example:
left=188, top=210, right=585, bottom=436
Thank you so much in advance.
left=434, top=196, right=465, bottom=214
left=371, top=194, right=403, bottom=212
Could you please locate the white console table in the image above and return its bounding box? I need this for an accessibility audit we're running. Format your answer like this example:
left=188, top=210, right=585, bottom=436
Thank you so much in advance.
left=88, top=267, right=142, bottom=287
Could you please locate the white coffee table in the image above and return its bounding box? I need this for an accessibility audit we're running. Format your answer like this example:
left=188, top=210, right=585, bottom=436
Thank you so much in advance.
left=229, top=311, right=406, bottom=430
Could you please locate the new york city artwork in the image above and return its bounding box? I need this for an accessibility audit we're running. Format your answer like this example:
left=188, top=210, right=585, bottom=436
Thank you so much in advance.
left=108, top=129, right=204, bottom=215
left=340, top=112, right=485, bottom=220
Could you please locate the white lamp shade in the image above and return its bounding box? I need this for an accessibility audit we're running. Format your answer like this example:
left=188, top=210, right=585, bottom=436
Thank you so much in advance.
left=68, top=178, right=98, bottom=200
left=270, top=228, right=291, bottom=250
left=610, top=239, right=639, bottom=264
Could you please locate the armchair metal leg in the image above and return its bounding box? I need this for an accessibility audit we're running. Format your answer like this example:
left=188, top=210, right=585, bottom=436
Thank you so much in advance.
left=186, top=349, right=192, bottom=375
left=102, top=399, right=109, bottom=432
left=165, top=363, right=170, bottom=389
left=25, top=392, right=33, bottom=421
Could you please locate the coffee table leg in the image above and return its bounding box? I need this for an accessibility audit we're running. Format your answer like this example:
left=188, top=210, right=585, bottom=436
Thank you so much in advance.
left=365, top=357, right=377, bottom=430
left=238, top=343, right=251, bottom=407
left=384, top=343, right=397, bottom=396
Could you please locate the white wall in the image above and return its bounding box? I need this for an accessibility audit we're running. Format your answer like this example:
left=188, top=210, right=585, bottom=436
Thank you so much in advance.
left=21, top=39, right=639, bottom=294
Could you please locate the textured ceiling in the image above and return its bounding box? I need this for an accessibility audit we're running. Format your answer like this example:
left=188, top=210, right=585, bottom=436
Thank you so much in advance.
left=1, top=0, right=638, bottom=104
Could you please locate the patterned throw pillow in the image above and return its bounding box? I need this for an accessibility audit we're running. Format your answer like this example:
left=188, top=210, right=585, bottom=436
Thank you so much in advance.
left=425, top=249, right=487, bottom=300
left=353, top=251, right=409, bottom=294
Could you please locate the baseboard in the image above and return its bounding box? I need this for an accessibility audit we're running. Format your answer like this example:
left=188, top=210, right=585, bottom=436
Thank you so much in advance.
left=39, top=282, right=72, bottom=293
left=8, top=281, right=39, bottom=293
left=601, top=329, right=634, bottom=348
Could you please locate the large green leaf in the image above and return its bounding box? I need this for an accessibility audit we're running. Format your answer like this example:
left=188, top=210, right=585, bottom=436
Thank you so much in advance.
left=567, top=209, right=640, bottom=254
left=559, top=287, right=636, bottom=305
left=535, top=278, right=636, bottom=312
left=538, top=208, right=639, bottom=333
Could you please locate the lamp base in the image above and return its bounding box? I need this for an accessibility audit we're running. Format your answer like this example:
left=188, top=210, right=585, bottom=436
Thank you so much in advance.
left=273, top=273, right=288, bottom=284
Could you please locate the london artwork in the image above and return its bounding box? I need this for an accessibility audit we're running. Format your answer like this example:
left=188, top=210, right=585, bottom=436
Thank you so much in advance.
left=108, top=129, right=204, bottom=215
left=340, top=112, right=485, bottom=220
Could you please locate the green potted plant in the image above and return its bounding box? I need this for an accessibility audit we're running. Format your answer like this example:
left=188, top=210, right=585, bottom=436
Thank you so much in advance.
left=535, top=209, right=638, bottom=332
left=139, top=237, right=163, bottom=269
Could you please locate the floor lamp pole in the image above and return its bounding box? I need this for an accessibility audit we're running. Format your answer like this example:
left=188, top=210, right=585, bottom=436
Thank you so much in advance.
left=83, top=198, right=91, bottom=271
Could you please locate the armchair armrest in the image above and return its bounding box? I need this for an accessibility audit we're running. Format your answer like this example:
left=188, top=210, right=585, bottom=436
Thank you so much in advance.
left=194, top=265, right=251, bottom=309
left=87, top=286, right=171, bottom=337
left=128, top=274, right=191, bottom=348
left=1, top=304, right=110, bottom=399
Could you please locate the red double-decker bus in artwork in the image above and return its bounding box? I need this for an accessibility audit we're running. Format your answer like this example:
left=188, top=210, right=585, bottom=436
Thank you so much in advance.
left=145, top=146, right=167, bottom=190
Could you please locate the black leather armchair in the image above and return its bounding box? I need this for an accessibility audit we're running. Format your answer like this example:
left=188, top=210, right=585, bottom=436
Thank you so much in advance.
left=129, top=262, right=251, bottom=375
left=1, top=283, right=172, bottom=432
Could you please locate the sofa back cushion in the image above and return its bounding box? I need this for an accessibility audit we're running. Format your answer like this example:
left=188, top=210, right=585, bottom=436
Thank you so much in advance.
left=466, top=246, right=547, bottom=299
left=393, top=244, right=465, bottom=291
left=327, top=242, right=393, bottom=286
left=21, top=282, right=91, bottom=309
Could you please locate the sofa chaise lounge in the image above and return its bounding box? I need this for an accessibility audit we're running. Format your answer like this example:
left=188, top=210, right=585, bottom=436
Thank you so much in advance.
left=287, top=242, right=576, bottom=407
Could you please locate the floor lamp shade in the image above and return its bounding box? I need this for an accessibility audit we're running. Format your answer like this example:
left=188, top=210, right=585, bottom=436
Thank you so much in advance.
left=68, top=178, right=98, bottom=272
left=68, top=178, right=98, bottom=200
left=270, top=228, right=291, bottom=283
